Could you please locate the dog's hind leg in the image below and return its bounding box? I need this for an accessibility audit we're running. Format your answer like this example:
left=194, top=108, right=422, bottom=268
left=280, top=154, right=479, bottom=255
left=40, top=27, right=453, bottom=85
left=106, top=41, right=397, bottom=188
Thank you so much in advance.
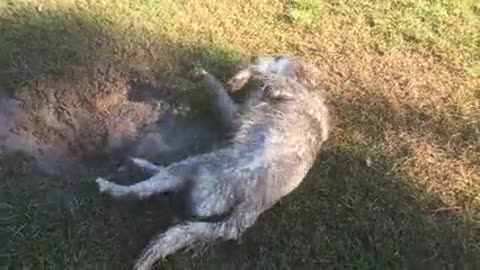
left=134, top=211, right=258, bottom=270
left=96, top=171, right=184, bottom=199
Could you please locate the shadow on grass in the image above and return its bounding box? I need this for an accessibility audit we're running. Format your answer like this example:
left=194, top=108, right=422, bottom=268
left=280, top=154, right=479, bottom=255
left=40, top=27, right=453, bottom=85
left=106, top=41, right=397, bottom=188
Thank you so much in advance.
left=0, top=6, right=479, bottom=270
left=325, top=86, right=479, bottom=163
left=0, top=5, right=243, bottom=91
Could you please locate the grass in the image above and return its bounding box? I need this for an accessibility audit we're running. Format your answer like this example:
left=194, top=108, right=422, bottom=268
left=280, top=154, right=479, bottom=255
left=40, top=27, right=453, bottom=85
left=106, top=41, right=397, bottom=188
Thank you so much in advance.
left=1, top=0, right=479, bottom=269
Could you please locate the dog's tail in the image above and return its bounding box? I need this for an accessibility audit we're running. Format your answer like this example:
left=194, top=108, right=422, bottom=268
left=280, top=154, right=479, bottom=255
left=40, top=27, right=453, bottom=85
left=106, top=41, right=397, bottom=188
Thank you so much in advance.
left=134, top=214, right=257, bottom=270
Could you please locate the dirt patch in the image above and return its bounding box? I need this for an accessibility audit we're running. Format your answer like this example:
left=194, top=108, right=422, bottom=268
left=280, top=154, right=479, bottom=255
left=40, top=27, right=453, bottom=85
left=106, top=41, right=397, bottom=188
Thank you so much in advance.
left=0, top=65, right=223, bottom=173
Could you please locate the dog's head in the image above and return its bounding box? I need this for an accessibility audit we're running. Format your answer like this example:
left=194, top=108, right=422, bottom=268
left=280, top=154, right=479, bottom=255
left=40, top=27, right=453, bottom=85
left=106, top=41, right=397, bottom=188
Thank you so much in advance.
left=227, top=55, right=317, bottom=92
left=228, top=55, right=329, bottom=142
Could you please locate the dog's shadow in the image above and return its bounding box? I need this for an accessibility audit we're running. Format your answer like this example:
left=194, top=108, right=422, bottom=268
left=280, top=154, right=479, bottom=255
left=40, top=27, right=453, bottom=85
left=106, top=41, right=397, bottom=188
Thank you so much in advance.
left=151, top=144, right=478, bottom=270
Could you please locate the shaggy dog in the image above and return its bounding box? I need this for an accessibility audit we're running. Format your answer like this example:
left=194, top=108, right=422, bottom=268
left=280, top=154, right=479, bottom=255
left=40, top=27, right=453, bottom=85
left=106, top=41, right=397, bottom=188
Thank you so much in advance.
left=95, top=55, right=330, bottom=270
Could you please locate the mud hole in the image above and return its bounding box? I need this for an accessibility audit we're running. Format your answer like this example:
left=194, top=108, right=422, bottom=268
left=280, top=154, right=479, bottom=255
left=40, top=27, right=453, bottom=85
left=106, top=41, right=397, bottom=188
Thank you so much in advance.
left=0, top=65, right=224, bottom=174
left=0, top=64, right=234, bottom=269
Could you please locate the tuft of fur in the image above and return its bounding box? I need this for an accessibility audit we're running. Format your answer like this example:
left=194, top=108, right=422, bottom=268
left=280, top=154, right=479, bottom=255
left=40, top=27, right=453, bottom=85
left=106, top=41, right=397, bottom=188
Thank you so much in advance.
left=96, top=55, right=330, bottom=270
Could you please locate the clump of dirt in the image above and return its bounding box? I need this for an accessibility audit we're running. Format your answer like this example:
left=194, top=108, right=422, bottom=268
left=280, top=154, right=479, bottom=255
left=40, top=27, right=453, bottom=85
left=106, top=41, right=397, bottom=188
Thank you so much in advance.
left=0, top=65, right=222, bottom=173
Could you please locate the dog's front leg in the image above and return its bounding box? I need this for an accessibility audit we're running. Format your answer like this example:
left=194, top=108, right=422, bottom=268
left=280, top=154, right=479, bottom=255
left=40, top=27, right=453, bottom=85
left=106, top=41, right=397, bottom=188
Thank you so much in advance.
left=190, top=68, right=238, bottom=130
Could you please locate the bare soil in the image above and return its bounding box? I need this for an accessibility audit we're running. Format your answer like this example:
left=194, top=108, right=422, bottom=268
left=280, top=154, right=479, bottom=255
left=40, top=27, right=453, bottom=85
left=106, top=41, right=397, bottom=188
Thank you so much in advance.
left=0, top=65, right=222, bottom=174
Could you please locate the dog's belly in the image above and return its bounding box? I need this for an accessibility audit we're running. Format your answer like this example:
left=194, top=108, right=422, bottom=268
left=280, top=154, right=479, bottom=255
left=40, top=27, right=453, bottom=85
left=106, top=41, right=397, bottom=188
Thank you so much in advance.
left=257, top=156, right=313, bottom=207
left=187, top=167, right=237, bottom=218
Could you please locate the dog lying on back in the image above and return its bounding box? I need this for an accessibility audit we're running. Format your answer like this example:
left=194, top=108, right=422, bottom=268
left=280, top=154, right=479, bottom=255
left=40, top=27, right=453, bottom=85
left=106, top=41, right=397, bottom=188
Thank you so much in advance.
left=95, top=55, right=330, bottom=270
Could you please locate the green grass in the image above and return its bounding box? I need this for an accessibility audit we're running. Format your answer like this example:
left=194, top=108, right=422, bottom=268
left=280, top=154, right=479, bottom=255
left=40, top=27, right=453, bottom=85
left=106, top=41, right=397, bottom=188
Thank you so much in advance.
left=1, top=0, right=479, bottom=269
left=286, top=0, right=325, bottom=27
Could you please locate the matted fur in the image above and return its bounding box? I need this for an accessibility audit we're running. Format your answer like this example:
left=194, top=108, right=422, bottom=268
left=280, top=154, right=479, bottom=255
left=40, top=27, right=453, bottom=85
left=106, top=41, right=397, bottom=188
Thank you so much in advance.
left=95, top=55, right=330, bottom=270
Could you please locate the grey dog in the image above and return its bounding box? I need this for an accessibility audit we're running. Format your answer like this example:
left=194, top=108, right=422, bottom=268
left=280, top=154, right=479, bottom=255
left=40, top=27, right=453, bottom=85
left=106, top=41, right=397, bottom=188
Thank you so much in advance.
left=95, top=55, right=330, bottom=270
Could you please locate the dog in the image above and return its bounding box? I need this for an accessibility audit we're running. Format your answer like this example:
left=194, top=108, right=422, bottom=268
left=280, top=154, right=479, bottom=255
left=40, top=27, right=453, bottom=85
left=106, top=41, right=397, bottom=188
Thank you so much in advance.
left=95, top=55, right=330, bottom=270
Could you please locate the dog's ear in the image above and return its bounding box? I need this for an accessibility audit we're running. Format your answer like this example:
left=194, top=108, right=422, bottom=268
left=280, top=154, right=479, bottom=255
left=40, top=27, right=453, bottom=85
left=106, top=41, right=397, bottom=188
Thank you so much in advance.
left=287, top=62, right=305, bottom=81
left=288, top=61, right=317, bottom=88
left=294, top=62, right=305, bottom=77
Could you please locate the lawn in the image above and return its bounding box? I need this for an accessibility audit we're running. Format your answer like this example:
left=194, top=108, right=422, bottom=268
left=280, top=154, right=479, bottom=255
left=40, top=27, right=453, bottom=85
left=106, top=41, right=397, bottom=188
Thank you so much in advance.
left=1, top=0, right=479, bottom=269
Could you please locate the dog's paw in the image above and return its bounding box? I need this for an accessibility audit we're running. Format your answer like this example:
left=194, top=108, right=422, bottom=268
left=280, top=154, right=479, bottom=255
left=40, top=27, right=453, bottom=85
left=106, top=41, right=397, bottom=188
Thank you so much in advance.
left=96, top=177, right=112, bottom=193
left=227, top=69, right=252, bottom=92
left=189, top=68, right=208, bottom=82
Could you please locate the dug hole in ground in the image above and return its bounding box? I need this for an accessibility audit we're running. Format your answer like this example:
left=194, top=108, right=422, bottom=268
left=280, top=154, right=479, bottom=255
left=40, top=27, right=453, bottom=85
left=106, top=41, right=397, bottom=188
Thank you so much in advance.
left=0, top=64, right=225, bottom=175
